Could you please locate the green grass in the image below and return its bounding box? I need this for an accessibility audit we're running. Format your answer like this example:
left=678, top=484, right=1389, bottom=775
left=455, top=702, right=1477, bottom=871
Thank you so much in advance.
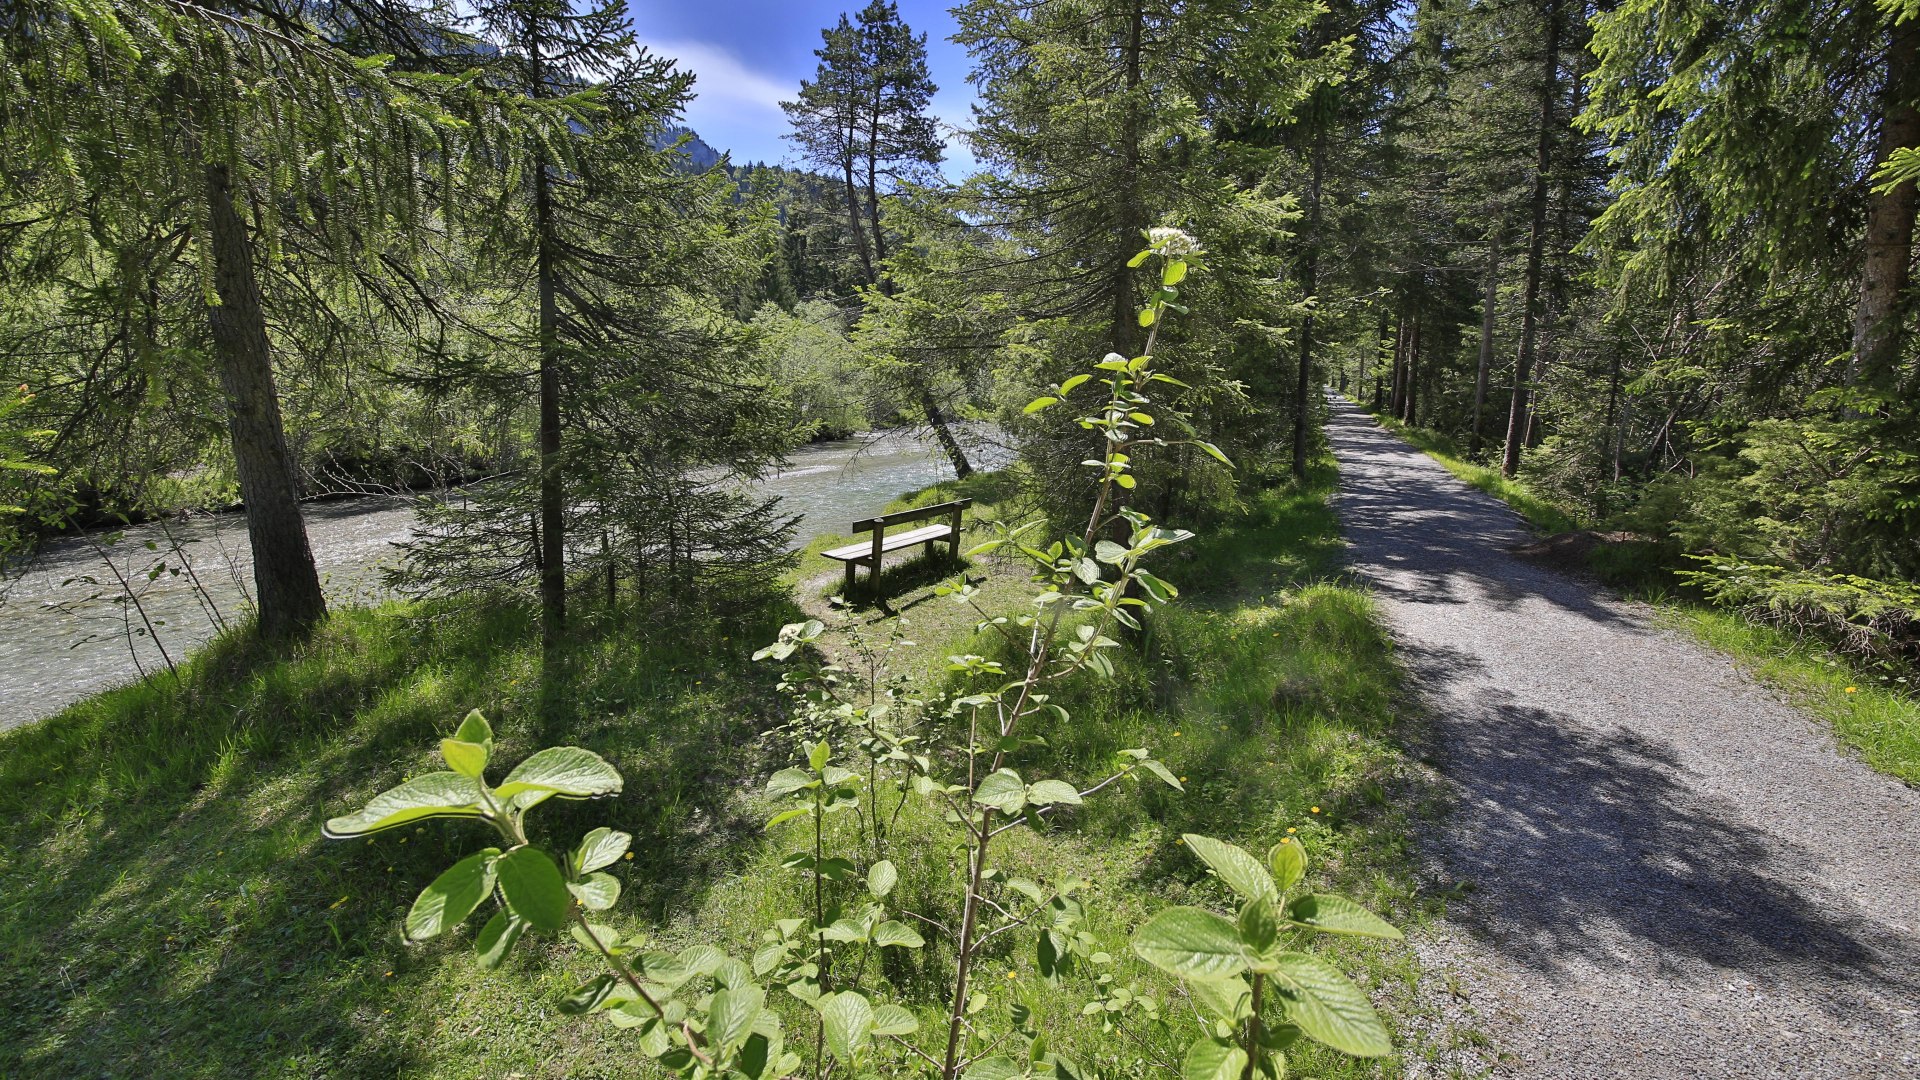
left=1371, top=411, right=1920, bottom=787
left=0, top=462, right=1437, bottom=1077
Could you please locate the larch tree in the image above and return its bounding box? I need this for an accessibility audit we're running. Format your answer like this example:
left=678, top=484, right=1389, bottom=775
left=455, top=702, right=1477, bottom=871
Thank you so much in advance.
left=0, top=0, right=541, bottom=639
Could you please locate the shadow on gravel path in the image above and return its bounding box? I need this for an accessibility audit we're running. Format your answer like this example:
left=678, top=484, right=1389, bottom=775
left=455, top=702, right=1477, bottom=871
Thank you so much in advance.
left=1327, top=397, right=1920, bottom=1079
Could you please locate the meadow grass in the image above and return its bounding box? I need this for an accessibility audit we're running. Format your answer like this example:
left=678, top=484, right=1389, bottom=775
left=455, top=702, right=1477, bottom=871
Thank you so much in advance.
left=0, top=462, right=1435, bottom=1077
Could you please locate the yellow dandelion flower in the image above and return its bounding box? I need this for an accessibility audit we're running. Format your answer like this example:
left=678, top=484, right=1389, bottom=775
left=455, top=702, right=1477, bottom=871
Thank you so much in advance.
left=1845, top=686, right=1858, bottom=694
left=1310, top=805, right=1321, bottom=814
left=1286, top=827, right=1296, bottom=834
left=1279, top=837, right=1291, bottom=844
left=624, top=851, right=635, bottom=860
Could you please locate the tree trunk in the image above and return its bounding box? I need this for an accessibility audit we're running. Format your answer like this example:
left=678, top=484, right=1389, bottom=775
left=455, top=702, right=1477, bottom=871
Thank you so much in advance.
left=1853, top=19, right=1920, bottom=388
left=531, top=37, right=566, bottom=650
left=1470, top=231, right=1501, bottom=457
left=1292, top=114, right=1326, bottom=480
left=1502, top=0, right=1561, bottom=477
left=1403, top=314, right=1421, bottom=426
left=1107, top=0, right=1148, bottom=358
left=1388, top=311, right=1407, bottom=418
left=203, top=162, right=326, bottom=640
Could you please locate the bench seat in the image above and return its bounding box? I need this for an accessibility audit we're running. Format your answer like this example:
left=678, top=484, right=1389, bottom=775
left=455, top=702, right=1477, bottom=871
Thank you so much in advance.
left=822, top=523, right=954, bottom=563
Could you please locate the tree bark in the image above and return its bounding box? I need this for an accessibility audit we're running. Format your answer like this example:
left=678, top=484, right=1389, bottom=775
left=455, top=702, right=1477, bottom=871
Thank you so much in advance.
left=1403, top=313, right=1421, bottom=426
left=1470, top=231, right=1501, bottom=457
left=1853, top=19, right=1920, bottom=388
left=531, top=32, right=566, bottom=650
left=1502, top=0, right=1561, bottom=477
left=1292, top=114, right=1326, bottom=480
left=1388, top=311, right=1407, bottom=418
left=203, top=162, right=326, bottom=640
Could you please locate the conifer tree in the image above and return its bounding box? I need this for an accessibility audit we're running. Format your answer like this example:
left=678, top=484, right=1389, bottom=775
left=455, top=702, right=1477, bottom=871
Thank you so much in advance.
left=0, top=0, right=539, bottom=638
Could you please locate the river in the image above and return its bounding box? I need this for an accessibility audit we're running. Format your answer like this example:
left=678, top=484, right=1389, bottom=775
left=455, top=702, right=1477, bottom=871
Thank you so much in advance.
left=0, top=427, right=1007, bottom=730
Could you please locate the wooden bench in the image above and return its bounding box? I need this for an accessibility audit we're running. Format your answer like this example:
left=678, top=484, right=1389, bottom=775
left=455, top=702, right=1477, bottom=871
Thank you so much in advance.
left=823, top=498, right=972, bottom=596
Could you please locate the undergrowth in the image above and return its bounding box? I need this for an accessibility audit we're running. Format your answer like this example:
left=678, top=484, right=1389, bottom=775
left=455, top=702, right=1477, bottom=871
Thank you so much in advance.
left=0, top=461, right=1436, bottom=1077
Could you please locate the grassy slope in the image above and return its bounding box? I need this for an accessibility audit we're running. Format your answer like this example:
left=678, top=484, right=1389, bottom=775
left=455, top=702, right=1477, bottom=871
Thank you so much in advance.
left=0, top=462, right=1433, bottom=1077
left=1370, top=410, right=1920, bottom=786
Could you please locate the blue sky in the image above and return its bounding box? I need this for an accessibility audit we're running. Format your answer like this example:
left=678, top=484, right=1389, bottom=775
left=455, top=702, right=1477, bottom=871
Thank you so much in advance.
left=624, top=0, right=981, bottom=175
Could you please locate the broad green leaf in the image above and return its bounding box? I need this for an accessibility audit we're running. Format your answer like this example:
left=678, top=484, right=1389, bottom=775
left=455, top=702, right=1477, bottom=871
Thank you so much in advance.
left=1026, top=780, right=1083, bottom=806
left=818, top=990, right=874, bottom=1063
left=1184, top=834, right=1275, bottom=902
left=822, top=918, right=870, bottom=943
left=1182, top=1036, right=1247, bottom=1080
left=974, top=769, right=1027, bottom=815
left=868, top=859, right=898, bottom=898
left=1132, top=907, right=1247, bottom=980
left=1270, top=952, right=1392, bottom=1057
left=817, top=857, right=857, bottom=880
left=872, top=1003, right=918, bottom=1036
left=709, top=986, right=764, bottom=1051
left=1060, top=374, right=1092, bottom=395
left=964, top=1055, right=1026, bottom=1080
left=1140, top=758, right=1184, bottom=790
left=322, top=771, right=485, bottom=837
left=558, top=973, right=618, bottom=1015
left=1116, top=473, right=1137, bottom=490
left=440, top=738, right=488, bottom=778
left=495, top=846, right=573, bottom=930
left=473, top=910, right=525, bottom=969
left=1286, top=894, right=1401, bottom=939
left=568, top=871, right=621, bottom=911
left=452, top=709, right=493, bottom=744
left=1268, top=840, right=1306, bottom=892
left=1163, top=260, right=1189, bottom=286
left=1195, top=441, right=1234, bottom=467
left=872, top=921, right=924, bottom=949
left=573, top=827, right=632, bottom=874
left=1188, top=974, right=1252, bottom=1022
left=1094, top=539, right=1130, bottom=565
left=1024, top=396, right=1059, bottom=414
left=404, top=848, right=499, bottom=941
left=1238, top=894, right=1280, bottom=953
left=1139, top=307, right=1156, bottom=327
left=1073, top=557, right=1101, bottom=584
left=765, top=807, right=810, bottom=830
left=570, top=921, right=620, bottom=952
left=492, top=746, right=623, bottom=801
left=808, top=741, right=831, bottom=771
left=766, top=768, right=815, bottom=797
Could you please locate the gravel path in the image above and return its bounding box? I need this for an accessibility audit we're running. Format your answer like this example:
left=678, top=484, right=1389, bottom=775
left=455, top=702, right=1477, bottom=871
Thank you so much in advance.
left=1325, top=398, right=1920, bottom=1079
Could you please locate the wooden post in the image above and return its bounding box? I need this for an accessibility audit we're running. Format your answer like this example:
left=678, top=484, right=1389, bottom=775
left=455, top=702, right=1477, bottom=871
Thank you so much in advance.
left=869, top=522, right=885, bottom=595
left=950, top=505, right=964, bottom=563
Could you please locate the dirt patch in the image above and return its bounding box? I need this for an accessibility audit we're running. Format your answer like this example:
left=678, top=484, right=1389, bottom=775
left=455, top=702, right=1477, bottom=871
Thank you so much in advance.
left=1506, top=530, right=1645, bottom=573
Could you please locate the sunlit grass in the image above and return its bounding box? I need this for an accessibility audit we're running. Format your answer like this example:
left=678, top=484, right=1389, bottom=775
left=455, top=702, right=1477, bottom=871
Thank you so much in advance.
left=0, top=462, right=1435, bottom=1077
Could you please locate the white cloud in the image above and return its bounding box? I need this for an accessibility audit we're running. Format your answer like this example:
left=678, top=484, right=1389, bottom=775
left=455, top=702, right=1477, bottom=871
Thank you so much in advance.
left=637, top=37, right=794, bottom=162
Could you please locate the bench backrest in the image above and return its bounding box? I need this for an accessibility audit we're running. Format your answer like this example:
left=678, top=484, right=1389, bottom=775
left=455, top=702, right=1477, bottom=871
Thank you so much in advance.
left=851, top=498, right=972, bottom=534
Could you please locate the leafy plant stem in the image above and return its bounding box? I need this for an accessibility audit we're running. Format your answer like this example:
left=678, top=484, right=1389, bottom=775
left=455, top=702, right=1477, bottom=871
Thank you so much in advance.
left=1242, top=973, right=1264, bottom=1080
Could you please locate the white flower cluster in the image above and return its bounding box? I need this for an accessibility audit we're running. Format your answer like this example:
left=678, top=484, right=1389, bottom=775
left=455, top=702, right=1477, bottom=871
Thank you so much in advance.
left=1146, top=226, right=1202, bottom=258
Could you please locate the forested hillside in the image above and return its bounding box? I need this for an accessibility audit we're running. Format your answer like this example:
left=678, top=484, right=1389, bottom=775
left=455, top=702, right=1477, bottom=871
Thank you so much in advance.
left=1, top=0, right=1917, bottom=1076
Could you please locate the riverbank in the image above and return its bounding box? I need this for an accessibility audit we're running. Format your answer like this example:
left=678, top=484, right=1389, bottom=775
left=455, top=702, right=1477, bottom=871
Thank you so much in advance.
left=0, top=463, right=1439, bottom=1077
left=0, top=427, right=1006, bottom=730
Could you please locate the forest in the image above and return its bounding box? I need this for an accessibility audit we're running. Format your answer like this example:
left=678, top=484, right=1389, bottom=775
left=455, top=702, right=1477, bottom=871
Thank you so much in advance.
left=1, top=0, right=1916, bottom=1077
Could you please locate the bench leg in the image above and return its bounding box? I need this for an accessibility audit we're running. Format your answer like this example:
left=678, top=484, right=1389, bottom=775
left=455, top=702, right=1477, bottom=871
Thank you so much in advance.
left=843, top=559, right=856, bottom=599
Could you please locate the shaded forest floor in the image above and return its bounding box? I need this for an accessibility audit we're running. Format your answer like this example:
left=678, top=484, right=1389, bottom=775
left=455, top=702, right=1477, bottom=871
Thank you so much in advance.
left=0, top=462, right=1457, bottom=1077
